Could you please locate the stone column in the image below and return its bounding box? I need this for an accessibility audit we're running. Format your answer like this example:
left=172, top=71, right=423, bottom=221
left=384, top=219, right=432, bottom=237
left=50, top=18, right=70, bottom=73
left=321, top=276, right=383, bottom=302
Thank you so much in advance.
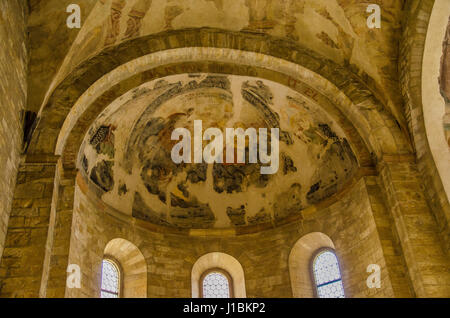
left=40, top=163, right=77, bottom=298
left=0, top=155, right=58, bottom=297
left=378, top=155, right=450, bottom=297
left=365, top=176, right=415, bottom=297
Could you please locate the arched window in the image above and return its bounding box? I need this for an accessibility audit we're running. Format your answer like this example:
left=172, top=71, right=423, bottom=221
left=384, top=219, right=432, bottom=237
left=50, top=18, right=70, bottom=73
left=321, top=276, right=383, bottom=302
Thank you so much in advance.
left=192, top=252, right=245, bottom=298
left=103, top=238, right=147, bottom=298
left=200, top=269, right=233, bottom=298
left=312, top=249, right=345, bottom=298
left=100, top=259, right=121, bottom=298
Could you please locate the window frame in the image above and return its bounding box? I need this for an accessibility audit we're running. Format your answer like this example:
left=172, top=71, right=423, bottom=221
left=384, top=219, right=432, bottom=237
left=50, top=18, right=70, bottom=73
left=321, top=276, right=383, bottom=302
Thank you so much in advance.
left=100, top=256, right=123, bottom=298
left=310, top=247, right=345, bottom=298
left=199, top=267, right=234, bottom=298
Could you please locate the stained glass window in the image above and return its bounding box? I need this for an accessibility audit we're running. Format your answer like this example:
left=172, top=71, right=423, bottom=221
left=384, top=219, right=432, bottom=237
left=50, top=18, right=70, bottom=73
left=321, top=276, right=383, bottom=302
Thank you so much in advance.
left=312, top=250, right=345, bottom=298
left=101, top=259, right=120, bottom=298
left=202, top=271, right=231, bottom=298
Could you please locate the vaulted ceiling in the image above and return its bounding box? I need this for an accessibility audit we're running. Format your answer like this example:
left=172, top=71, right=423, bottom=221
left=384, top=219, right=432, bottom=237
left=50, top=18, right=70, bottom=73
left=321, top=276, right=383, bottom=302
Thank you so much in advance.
left=25, top=0, right=413, bottom=233
left=28, top=0, right=407, bottom=126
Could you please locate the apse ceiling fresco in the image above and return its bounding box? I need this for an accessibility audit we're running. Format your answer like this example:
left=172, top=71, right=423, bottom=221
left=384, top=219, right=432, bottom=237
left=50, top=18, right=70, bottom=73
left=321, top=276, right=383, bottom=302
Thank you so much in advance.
left=79, top=74, right=358, bottom=229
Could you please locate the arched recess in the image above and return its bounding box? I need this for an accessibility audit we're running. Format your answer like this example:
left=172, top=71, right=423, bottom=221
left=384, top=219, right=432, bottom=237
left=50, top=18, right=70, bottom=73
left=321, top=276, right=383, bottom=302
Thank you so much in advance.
left=25, top=29, right=412, bottom=169
left=288, top=232, right=337, bottom=298
left=422, top=0, right=450, bottom=204
left=103, top=238, right=147, bottom=298
left=191, top=252, right=246, bottom=298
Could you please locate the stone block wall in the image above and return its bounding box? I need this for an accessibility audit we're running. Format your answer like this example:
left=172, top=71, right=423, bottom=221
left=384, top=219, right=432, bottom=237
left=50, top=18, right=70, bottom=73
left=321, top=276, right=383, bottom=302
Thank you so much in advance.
left=0, top=161, right=57, bottom=297
left=65, top=175, right=406, bottom=298
left=0, top=0, right=28, bottom=260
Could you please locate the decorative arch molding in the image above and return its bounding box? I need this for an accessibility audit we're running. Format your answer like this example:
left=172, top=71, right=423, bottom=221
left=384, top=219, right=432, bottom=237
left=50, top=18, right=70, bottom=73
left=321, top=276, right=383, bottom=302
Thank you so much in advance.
left=422, top=0, right=450, bottom=204
left=103, top=238, right=147, bottom=298
left=191, top=252, right=246, bottom=298
left=288, top=232, right=337, bottom=298
left=25, top=28, right=412, bottom=166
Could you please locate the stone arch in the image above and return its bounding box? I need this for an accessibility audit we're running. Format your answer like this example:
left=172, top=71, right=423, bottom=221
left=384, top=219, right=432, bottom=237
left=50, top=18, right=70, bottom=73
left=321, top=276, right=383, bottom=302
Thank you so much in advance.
left=191, top=252, right=246, bottom=298
left=288, top=232, right=337, bottom=298
left=422, top=0, right=450, bottom=204
left=25, top=29, right=411, bottom=167
left=400, top=0, right=450, bottom=252
left=103, top=238, right=147, bottom=298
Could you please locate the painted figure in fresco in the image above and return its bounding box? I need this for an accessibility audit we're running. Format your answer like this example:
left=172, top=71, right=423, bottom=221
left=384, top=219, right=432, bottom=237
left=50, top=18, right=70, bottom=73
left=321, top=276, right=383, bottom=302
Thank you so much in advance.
left=123, top=0, right=152, bottom=40
left=105, top=0, right=126, bottom=46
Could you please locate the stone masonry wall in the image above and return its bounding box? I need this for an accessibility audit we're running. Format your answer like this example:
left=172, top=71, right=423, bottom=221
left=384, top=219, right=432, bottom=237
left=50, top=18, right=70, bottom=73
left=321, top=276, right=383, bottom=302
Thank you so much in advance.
left=0, top=160, right=57, bottom=297
left=65, top=175, right=408, bottom=298
left=0, top=0, right=28, bottom=260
